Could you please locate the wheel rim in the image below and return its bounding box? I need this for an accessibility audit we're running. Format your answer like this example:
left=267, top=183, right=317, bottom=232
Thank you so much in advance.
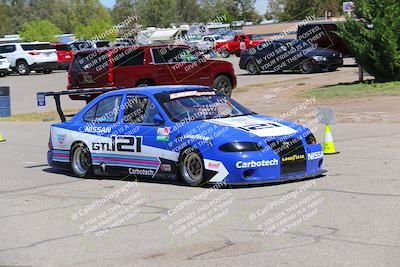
left=247, top=62, right=257, bottom=74
left=72, top=146, right=90, bottom=176
left=215, top=80, right=231, bottom=96
left=18, top=64, right=27, bottom=74
left=221, top=49, right=229, bottom=57
left=301, top=61, right=313, bottom=73
left=182, top=153, right=203, bottom=183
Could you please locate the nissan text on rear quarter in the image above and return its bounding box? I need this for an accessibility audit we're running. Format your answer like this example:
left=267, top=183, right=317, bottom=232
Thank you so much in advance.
left=41, top=85, right=325, bottom=186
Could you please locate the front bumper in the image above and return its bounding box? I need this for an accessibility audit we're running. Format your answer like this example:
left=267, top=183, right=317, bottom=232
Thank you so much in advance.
left=316, top=58, right=343, bottom=71
left=0, top=68, right=11, bottom=74
left=219, top=169, right=327, bottom=185
left=204, top=143, right=324, bottom=185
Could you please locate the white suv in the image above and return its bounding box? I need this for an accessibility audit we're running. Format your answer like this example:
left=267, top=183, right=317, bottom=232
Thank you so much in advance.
left=0, top=55, right=11, bottom=77
left=0, top=42, right=58, bottom=75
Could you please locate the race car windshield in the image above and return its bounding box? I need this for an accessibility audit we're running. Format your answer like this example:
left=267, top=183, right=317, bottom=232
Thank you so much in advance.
left=156, top=92, right=254, bottom=122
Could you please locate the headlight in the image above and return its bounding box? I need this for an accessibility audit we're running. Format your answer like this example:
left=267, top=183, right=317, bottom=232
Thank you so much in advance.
left=219, top=142, right=263, bottom=152
left=305, top=132, right=317, bottom=145
left=312, top=56, right=327, bottom=61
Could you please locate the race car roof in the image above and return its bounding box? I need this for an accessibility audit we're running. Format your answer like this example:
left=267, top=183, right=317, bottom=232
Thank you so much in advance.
left=100, top=85, right=211, bottom=97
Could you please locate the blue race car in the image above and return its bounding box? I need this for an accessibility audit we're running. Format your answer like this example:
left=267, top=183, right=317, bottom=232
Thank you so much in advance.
left=44, top=85, right=324, bottom=186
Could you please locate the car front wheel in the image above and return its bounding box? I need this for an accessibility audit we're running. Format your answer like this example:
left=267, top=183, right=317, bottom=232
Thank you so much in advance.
left=213, top=75, right=232, bottom=97
left=220, top=48, right=230, bottom=58
left=246, top=60, right=261, bottom=75
left=71, top=142, right=92, bottom=178
left=179, top=148, right=205, bottom=186
left=300, top=60, right=316, bottom=74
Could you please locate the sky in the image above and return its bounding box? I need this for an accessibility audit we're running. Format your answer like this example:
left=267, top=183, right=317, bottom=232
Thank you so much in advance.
left=100, top=0, right=268, bottom=15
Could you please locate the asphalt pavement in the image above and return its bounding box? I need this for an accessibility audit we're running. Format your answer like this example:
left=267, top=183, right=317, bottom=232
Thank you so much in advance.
left=0, top=121, right=399, bottom=267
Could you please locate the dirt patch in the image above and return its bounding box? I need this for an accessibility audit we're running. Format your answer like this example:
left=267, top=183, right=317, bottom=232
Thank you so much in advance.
left=233, top=67, right=400, bottom=123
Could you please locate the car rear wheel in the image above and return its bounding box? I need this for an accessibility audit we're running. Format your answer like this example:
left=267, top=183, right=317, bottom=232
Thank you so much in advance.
left=179, top=148, right=205, bottom=186
left=246, top=60, right=260, bottom=75
left=0, top=72, right=5, bottom=77
left=43, top=68, right=52, bottom=74
left=16, top=61, right=30, bottom=75
left=213, top=75, right=232, bottom=97
left=71, top=142, right=92, bottom=178
left=300, top=60, right=316, bottom=74
left=220, top=48, right=230, bottom=58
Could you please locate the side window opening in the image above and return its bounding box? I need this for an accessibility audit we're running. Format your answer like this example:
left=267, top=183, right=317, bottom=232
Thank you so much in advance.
left=113, top=49, right=145, bottom=66
left=152, top=48, right=198, bottom=64
left=0, top=45, right=16, bottom=53
left=83, top=95, right=121, bottom=123
left=123, top=96, right=160, bottom=124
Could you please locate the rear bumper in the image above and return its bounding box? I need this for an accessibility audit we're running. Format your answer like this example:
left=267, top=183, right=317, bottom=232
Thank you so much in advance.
left=56, top=61, right=71, bottom=70
left=30, top=62, right=58, bottom=70
left=48, top=149, right=70, bottom=169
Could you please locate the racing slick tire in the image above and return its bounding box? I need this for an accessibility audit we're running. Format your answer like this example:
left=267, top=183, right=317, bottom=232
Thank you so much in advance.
left=16, top=60, right=30, bottom=75
left=70, top=142, right=93, bottom=178
left=246, top=60, right=261, bottom=75
left=179, top=148, right=206, bottom=186
left=300, top=59, right=316, bottom=74
left=213, top=75, right=232, bottom=97
left=220, top=48, right=230, bottom=58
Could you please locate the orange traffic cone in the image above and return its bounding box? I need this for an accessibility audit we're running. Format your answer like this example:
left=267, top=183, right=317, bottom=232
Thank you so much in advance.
left=323, top=124, right=338, bottom=155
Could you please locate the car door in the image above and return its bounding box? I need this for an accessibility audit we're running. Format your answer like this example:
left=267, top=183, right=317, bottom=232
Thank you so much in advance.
left=256, top=42, right=276, bottom=71
left=120, top=94, right=174, bottom=178
left=112, top=48, right=149, bottom=87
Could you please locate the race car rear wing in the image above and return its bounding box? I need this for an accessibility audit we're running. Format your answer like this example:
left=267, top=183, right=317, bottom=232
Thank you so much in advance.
left=36, top=87, right=118, bottom=122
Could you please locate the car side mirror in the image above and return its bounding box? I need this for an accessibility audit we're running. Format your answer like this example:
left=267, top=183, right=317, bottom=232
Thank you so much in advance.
left=153, top=114, right=164, bottom=125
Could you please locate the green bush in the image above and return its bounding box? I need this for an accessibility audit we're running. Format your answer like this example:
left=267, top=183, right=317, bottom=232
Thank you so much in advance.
left=19, top=20, right=62, bottom=42
left=75, top=19, right=116, bottom=41
left=339, top=0, right=400, bottom=82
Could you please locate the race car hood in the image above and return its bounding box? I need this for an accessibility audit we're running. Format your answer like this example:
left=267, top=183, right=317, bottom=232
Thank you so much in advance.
left=178, top=114, right=307, bottom=143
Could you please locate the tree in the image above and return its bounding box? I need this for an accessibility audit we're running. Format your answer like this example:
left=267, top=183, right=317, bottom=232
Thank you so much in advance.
left=75, top=19, right=116, bottom=41
left=68, top=0, right=112, bottom=30
left=176, top=0, right=201, bottom=23
left=111, top=0, right=137, bottom=25
left=268, top=0, right=344, bottom=21
left=339, top=0, right=400, bottom=82
left=19, top=20, right=62, bottom=41
left=136, top=0, right=177, bottom=27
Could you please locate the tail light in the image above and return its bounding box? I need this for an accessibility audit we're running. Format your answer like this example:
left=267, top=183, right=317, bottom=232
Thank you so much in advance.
left=107, top=50, right=114, bottom=87
left=48, top=134, right=53, bottom=149
left=29, top=52, right=41, bottom=55
left=67, top=72, right=72, bottom=88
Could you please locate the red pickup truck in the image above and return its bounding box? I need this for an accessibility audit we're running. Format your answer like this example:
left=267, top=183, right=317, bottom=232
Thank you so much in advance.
left=68, top=45, right=237, bottom=100
left=215, top=34, right=265, bottom=58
